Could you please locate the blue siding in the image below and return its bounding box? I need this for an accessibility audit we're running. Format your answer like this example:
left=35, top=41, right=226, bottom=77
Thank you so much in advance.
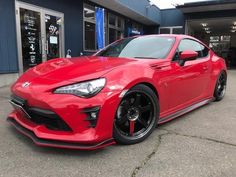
left=160, top=9, right=185, bottom=27
left=0, top=0, right=18, bottom=73
left=0, top=0, right=84, bottom=74
left=117, top=0, right=161, bottom=24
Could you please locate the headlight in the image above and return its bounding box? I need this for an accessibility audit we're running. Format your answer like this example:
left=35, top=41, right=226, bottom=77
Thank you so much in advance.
left=54, top=78, right=106, bottom=98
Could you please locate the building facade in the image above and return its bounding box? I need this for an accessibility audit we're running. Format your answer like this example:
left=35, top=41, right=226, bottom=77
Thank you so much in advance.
left=177, top=0, right=236, bottom=69
left=1, top=0, right=236, bottom=87
left=0, top=0, right=164, bottom=86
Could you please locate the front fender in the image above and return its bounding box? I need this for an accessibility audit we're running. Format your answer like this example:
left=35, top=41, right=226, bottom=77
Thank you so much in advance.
left=101, top=64, right=158, bottom=93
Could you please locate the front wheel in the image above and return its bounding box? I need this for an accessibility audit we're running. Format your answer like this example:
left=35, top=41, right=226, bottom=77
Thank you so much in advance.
left=113, top=84, right=159, bottom=145
left=214, top=71, right=227, bottom=101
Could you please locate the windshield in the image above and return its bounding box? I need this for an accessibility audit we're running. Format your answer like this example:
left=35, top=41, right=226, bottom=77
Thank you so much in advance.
left=96, top=36, right=175, bottom=59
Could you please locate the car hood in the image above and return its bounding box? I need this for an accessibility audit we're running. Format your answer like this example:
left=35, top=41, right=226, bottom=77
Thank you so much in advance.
left=24, top=56, right=137, bottom=82
left=13, top=56, right=169, bottom=97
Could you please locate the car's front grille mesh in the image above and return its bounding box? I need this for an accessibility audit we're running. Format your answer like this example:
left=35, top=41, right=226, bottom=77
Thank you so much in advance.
left=11, top=95, right=72, bottom=132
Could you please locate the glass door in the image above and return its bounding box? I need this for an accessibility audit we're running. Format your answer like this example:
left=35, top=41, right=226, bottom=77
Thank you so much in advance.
left=15, top=1, right=64, bottom=73
left=44, top=13, right=64, bottom=60
left=18, top=7, right=42, bottom=72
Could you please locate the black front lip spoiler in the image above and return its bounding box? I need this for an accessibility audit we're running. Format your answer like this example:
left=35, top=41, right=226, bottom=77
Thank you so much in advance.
left=7, top=117, right=115, bottom=150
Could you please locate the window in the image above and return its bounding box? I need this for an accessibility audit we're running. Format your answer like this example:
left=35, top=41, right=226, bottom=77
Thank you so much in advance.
left=179, top=40, right=202, bottom=53
left=109, top=13, right=116, bottom=26
left=83, top=4, right=125, bottom=50
left=84, top=5, right=95, bottom=21
left=160, top=28, right=170, bottom=34
left=210, top=36, right=219, bottom=42
left=174, top=39, right=209, bottom=60
left=85, top=22, right=96, bottom=50
left=209, top=35, right=231, bottom=56
left=108, top=13, right=124, bottom=44
left=109, top=28, right=116, bottom=44
left=173, top=28, right=183, bottom=34
left=96, top=36, right=175, bottom=59
left=117, top=17, right=122, bottom=28
left=159, top=26, right=183, bottom=34
left=84, top=4, right=96, bottom=51
left=220, top=35, right=230, bottom=41
left=132, top=22, right=143, bottom=34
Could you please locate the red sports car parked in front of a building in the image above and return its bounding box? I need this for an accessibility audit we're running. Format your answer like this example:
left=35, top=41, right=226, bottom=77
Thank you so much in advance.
left=8, top=35, right=227, bottom=150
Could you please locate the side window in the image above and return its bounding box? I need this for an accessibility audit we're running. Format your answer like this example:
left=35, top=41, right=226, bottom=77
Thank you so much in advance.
left=174, top=39, right=209, bottom=60
left=201, top=44, right=209, bottom=57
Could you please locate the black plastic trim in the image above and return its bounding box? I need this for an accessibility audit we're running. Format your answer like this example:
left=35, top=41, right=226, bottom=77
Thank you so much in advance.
left=28, top=107, right=58, bottom=119
left=10, top=95, right=72, bottom=131
left=159, top=98, right=213, bottom=124
left=10, top=94, right=26, bottom=107
left=83, top=106, right=100, bottom=128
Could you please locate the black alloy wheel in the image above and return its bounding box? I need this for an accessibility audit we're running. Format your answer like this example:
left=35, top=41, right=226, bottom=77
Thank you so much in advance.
left=214, top=71, right=227, bottom=101
left=113, top=84, right=159, bottom=145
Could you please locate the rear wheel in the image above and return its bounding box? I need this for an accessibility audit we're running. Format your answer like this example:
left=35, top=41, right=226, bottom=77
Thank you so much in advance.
left=113, top=84, right=159, bottom=145
left=214, top=71, right=227, bottom=101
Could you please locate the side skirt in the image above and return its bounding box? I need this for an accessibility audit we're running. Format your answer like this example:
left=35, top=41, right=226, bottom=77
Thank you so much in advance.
left=158, top=98, right=213, bottom=124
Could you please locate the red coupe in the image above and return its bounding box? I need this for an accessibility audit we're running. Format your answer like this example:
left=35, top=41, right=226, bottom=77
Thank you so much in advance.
left=8, top=35, right=227, bottom=150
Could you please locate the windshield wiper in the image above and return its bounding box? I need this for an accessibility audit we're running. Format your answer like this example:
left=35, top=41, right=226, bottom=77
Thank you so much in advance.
left=134, top=57, right=159, bottom=59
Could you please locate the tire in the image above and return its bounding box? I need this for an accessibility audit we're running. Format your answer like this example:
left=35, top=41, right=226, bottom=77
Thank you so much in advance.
left=214, top=71, right=227, bottom=101
left=113, top=84, right=159, bottom=145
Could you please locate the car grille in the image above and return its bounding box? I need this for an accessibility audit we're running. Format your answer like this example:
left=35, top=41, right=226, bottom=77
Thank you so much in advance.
left=11, top=95, right=72, bottom=131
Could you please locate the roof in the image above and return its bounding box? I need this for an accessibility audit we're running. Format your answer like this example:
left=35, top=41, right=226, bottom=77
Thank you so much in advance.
left=176, top=0, right=236, bottom=13
left=177, top=0, right=236, bottom=8
left=89, top=0, right=161, bottom=25
left=134, top=34, right=198, bottom=41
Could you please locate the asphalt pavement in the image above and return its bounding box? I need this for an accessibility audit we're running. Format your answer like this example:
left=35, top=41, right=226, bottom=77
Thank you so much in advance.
left=0, top=70, right=236, bottom=177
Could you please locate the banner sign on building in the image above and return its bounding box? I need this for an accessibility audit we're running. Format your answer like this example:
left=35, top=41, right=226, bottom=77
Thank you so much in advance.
left=95, top=7, right=105, bottom=49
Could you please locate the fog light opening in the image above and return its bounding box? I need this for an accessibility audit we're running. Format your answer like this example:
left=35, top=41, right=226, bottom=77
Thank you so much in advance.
left=90, top=112, right=97, bottom=119
left=83, top=106, right=100, bottom=128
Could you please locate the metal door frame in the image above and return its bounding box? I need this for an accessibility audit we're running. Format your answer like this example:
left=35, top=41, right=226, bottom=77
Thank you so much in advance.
left=15, top=1, right=65, bottom=74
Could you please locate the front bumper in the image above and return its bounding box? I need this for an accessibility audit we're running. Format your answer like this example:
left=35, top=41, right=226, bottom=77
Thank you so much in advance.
left=7, top=90, right=121, bottom=150
left=7, top=118, right=115, bottom=150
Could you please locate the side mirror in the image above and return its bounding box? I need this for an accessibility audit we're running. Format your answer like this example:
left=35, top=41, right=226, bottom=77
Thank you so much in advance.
left=180, top=50, right=198, bottom=61
left=179, top=50, right=198, bottom=66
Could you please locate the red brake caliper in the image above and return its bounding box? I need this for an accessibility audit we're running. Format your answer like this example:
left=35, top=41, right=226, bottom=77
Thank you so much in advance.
left=129, top=120, right=135, bottom=136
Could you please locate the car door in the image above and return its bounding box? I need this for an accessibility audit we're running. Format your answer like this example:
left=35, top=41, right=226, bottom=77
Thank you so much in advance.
left=167, top=39, right=211, bottom=110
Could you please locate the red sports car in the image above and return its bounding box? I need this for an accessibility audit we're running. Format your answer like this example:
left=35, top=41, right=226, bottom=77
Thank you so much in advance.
left=8, top=35, right=227, bottom=150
